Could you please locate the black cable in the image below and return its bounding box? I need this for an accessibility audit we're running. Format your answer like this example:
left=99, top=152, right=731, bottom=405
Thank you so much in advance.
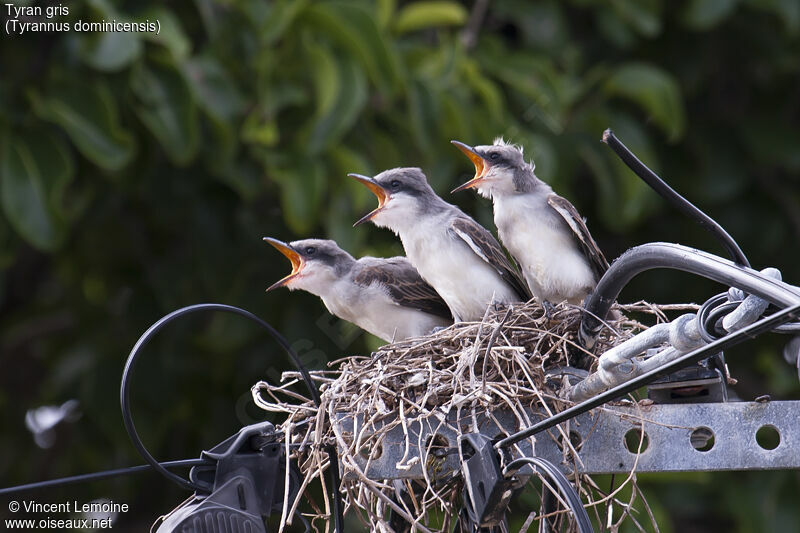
left=579, top=243, right=800, bottom=347
left=326, top=444, right=345, bottom=533
left=499, top=301, right=800, bottom=449
left=601, top=129, right=750, bottom=268
left=119, top=303, right=344, bottom=532
left=121, top=303, right=320, bottom=492
left=0, top=459, right=208, bottom=496
left=696, top=293, right=740, bottom=343
left=504, top=457, right=593, bottom=533
left=696, top=293, right=727, bottom=343
left=706, top=302, right=738, bottom=337
left=695, top=292, right=800, bottom=341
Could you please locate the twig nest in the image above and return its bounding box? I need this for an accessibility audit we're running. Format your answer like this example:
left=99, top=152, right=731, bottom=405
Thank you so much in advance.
left=252, top=300, right=696, bottom=532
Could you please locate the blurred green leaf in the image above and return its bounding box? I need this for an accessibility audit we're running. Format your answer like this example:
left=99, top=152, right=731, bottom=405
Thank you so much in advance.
left=303, top=2, right=400, bottom=95
left=303, top=37, right=368, bottom=154
left=270, top=160, right=326, bottom=234
left=408, top=80, right=439, bottom=153
left=0, top=129, right=73, bottom=251
left=242, top=83, right=307, bottom=148
left=596, top=9, right=638, bottom=48
left=185, top=57, right=247, bottom=117
left=439, top=93, right=470, bottom=143
left=481, top=49, right=570, bottom=133
left=263, top=83, right=309, bottom=116
left=603, top=62, right=686, bottom=142
left=131, top=59, right=199, bottom=166
left=193, top=0, right=218, bottom=38
left=495, top=0, right=569, bottom=50
left=184, top=56, right=246, bottom=164
left=461, top=59, right=505, bottom=121
left=305, top=37, right=339, bottom=120
left=394, top=1, right=468, bottom=34
left=376, top=0, right=396, bottom=29
left=261, top=0, right=309, bottom=45
left=140, top=8, right=192, bottom=60
left=29, top=80, right=135, bottom=171
left=610, top=0, right=662, bottom=37
left=682, top=0, right=739, bottom=30
left=325, top=144, right=374, bottom=221
left=242, top=110, right=280, bottom=147
left=79, top=32, right=142, bottom=72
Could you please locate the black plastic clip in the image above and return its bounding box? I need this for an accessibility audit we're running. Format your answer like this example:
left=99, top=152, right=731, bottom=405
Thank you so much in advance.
left=152, top=421, right=299, bottom=533
left=460, top=433, right=514, bottom=530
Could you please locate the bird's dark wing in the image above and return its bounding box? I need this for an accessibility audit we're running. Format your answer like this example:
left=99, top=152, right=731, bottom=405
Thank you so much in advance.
left=449, top=217, right=532, bottom=301
left=354, top=257, right=453, bottom=320
left=547, top=194, right=609, bottom=280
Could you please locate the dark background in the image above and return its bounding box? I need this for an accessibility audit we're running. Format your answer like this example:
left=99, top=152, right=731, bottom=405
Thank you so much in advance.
left=1, top=0, right=799, bottom=530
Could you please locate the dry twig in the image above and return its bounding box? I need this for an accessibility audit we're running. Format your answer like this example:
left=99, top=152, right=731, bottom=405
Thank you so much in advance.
left=253, top=300, right=695, bottom=532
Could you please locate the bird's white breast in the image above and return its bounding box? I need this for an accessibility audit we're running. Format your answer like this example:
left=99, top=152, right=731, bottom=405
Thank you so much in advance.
left=399, top=214, right=519, bottom=321
left=321, top=278, right=448, bottom=342
left=494, top=194, right=595, bottom=304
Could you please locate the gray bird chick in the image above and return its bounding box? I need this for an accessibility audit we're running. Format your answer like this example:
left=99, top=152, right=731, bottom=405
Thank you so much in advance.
left=265, top=237, right=451, bottom=342
left=349, top=168, right=530, bottom=322
left=452, top=139, right=608, bottom=307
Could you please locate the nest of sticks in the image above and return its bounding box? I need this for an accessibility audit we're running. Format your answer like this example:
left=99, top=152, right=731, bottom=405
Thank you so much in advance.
left=253, top=300, right=698, bottom=532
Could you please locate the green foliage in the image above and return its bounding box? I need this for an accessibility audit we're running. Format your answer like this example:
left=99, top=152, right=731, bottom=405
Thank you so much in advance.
left=0, top=127, right=73, bottom=251
left=394, top=1, right=469, bottom=33
left=131, top=57, right=199, bottom=165
left=29, top=78, right=136, bottom=171
left=603, top=62, right=685, bottom=141
left=1, top=0, right=799, bottom=530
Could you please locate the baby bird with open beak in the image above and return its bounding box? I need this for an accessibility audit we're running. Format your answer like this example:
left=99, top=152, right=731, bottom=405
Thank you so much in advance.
left=265, top=237, right=451, bottom=342
left=452, top=139, right=608, bottom=308
left=349, top=168, right=530, bottom=322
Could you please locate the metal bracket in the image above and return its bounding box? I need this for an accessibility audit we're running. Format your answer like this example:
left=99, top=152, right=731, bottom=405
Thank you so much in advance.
left=335, top=400, right=800, bottom=479
left=647, top=363, right=727, bottom=403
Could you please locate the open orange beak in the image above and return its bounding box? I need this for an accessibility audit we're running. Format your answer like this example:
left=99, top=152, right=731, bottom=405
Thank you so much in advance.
left=264, top=237, right=305, bottom=291
left=349, top=173, right=389, bottom=227
left=450, top=140, right=489, bottom=193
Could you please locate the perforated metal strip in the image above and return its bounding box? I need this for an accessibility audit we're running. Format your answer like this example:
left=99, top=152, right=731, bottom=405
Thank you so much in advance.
left=334, top=401, right=800, bottom=479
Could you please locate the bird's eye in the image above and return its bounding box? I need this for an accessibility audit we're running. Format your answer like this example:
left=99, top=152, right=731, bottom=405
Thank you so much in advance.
left=305, top=246, right=316, bottom=255
left=490, top=153, right=500, bottom=161
left=390, top=180, right=401, bottom=189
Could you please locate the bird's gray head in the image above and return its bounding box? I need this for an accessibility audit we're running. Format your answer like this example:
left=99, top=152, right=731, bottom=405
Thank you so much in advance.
left=264, top=237, right=355, bottom=294
left=349, top=168, right=442, bottom=230
left=451, top=138, right=536, bottom=198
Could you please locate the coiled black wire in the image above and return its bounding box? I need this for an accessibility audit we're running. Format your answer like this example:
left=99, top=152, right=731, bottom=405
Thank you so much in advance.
left=504, top=457, right=594, bottom=533
left=120, top=303, right=344, bottom=532
left=696, top=292, right=800, bottom=342
left=696, top=293, right=736, bottom=343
